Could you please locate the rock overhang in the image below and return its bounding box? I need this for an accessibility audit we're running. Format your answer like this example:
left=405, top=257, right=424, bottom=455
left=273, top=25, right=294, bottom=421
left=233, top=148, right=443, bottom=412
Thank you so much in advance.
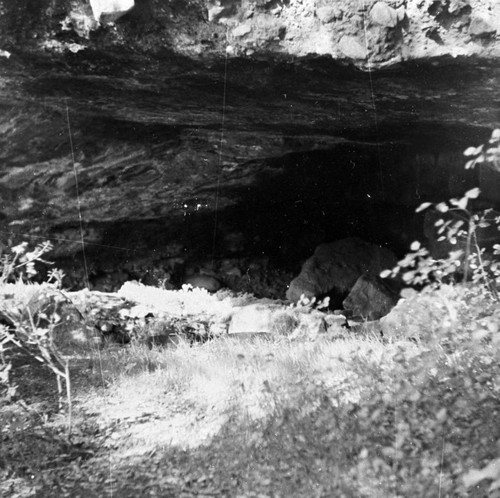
left=1, top=0, right=500, bottom=65
left=0, top=0, right=499, bottom=272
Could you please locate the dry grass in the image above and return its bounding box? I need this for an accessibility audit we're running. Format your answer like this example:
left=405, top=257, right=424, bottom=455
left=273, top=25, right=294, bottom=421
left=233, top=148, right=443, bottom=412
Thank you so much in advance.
left=71, top=333, right=420, bottom=469
left=2, top=282, right=499, bottom=497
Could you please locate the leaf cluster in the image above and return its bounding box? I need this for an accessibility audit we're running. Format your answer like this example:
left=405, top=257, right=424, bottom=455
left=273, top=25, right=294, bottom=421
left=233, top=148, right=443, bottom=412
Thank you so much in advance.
left=291, top=293, right=330, bottom=311
left=0, top=241, right=55, bottom=284
left=1, top=241, right=73, bottom=442
left=381, top=129, right=500, bottom=300
left=263, top=286, right=500, bottom=496
left=464, top=128, right=500, bottom=171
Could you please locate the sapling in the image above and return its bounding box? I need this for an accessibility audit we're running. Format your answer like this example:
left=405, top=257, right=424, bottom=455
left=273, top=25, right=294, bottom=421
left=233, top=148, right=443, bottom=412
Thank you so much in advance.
left=0, top=240, right=73, bottom=436
left=381, top=129, right=500, bottom=301
left=0, top=240, right=53, bottom=284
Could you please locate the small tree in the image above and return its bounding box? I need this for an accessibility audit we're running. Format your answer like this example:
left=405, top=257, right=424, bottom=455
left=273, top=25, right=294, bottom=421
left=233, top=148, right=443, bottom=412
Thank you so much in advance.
left=382, top=129, right=500, bottom=301
left=0, top=240, right=54, bottom=284
left=0, top=241, right=73, bottom=436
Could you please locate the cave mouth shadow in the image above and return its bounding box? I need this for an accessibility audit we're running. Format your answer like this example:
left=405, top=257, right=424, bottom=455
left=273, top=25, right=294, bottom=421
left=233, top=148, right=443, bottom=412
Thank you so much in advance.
left=223, top=145, right=431, bottom=267
left=50, top=130, right=493, bottom=287
left=69, top=140, right=478, bottom=274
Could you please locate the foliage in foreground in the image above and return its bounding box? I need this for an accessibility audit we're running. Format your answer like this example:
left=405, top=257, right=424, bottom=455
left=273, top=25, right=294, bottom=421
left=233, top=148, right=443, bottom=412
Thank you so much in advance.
left=1, top=132, right=500, bottom=496
left=0, top=241, right=74, bottom=440
left=18, top=281, right=497, bottom=497
left=213, top=286, right=499, bottom=497
left=382, top=128, right=500, bottom=300
left=376, top=128, right=500, bottom=495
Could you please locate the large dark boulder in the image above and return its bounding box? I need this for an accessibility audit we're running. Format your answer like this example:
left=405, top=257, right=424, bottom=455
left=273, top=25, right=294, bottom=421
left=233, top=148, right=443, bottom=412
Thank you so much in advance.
left=286, top=238, right=397, bottom=307
left=343, top=274, right=400, bottom=320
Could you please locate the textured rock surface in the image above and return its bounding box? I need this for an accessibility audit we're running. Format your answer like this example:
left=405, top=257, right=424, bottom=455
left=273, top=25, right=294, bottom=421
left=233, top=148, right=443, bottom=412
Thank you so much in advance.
left=89, top=0, right=135, bottom=24
left=342, top=274, right=399, bottom=320
left=379, top=285, right=462, bottom=339
left=0, top=1, right=499, bottom=67
left=286, top=237, right=398, bottom=304
left=0, top=0, right=499, bottom=296
left=227, top=301, right=335, bottom=338
left=3, top=50, right=498, bottom=277
left=228, top=303, right=294, bottom=334
left=183, top=274, right=222, bottom=292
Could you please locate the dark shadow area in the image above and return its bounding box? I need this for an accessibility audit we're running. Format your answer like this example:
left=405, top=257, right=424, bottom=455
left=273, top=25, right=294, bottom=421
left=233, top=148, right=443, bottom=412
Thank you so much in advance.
left=47, top=128, right=489, bottom=283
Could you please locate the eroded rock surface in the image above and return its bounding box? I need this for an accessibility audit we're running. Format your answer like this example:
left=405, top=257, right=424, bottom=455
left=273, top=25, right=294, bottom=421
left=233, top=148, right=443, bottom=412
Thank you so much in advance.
left=0, top=0, right=499, bottom=299
left=1, top=1, right=500, bottom=67
left=343, top=274, right=399, bottom=320
left=286, top=237, right=398, bottom=306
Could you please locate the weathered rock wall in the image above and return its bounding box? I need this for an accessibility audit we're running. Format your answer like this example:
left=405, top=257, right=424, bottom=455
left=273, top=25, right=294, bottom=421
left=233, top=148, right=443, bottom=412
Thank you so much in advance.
left=1, top=0, right=499, bottom=67
left=1, top=0, right=499, bottom=293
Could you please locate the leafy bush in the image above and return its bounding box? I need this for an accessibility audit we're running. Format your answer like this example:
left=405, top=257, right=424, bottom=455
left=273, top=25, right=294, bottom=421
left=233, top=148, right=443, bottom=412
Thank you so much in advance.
left=0, top=241, right=55, bottom=284
left=256, top=287, right=500, bottom=496
left=0, top=242, right=72, bottom=435
left=382, top=129, right=500, bottom=300
left=375, top=130, right=500, bottom=494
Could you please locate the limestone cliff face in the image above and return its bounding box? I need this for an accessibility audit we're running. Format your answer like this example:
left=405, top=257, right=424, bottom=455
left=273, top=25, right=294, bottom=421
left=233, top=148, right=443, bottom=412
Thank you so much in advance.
left=0, top=0, right=499, bottom=280
left=0, top=0, right=499, bottom=68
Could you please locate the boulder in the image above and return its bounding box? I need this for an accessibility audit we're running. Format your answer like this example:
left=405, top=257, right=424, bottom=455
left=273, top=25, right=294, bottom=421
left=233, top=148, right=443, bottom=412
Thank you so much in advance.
left=448, top=0, right=470, bottom=15
left=232, top=23, right=252, bottom=38
left=469, top=15, right=496, bottom=38
left=338, top=36, right=367, bottom=60
left=183, top=274, right=222, bottom=292
left=380, top=286, right=462, bottom=340
left=342, top=274, right=399, bottom=320
left=286, top=237, right=398, bottom=307
left=369, top=2, right=399, bottom=28
left=292, top=311, right=327, bottom=339
left=228, top=303, right=296, bottom=335
left=89, top=0, right=134, bottom=24
left=228, top=302, right=332, bottom=338
left=316, top=6, right=342, bottom=24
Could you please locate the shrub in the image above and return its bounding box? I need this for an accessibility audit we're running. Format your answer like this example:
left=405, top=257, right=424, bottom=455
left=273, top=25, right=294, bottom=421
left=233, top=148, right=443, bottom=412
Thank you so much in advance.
left=0, top=241, right=72, bottom=435
left=258, top=289, right=499, bottom=496
left=376, top=130, right=500, bottom=494
left=382, top=129, right=500, bottom=301
left=0, top=241, right=54, bottom=284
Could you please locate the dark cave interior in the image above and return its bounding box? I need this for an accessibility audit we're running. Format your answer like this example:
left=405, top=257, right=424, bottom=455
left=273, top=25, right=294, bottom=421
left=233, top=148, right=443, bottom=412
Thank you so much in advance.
left=50, top=134, right=489, bottom=295
left=1, top=51, right=500, bottom=297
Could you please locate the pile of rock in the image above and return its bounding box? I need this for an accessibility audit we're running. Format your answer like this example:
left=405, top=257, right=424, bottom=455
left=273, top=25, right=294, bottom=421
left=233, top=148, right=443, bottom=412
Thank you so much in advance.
left=286, top=237, right=400, bottom=320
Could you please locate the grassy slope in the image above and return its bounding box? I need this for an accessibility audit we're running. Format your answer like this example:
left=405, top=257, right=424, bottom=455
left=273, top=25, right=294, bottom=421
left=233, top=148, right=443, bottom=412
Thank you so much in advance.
left=1, top=284, right=499, bottom=498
